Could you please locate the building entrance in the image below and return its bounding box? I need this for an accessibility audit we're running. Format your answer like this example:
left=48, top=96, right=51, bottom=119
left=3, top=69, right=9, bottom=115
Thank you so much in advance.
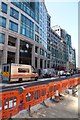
left=19, top=40, right=32, bottom=65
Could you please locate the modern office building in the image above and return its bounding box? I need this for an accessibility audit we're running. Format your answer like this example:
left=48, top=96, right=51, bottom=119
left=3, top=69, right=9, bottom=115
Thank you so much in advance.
left=0, top=0, right=49, bottom=70
left=50, top=28, right=67, bottom=70
left=53, top=25, right=76, bottom=69
left=47, top=15, right=67, bottom=70
left=47, top=13, right=51, bottom=68
left=52, top=25, right=66, bottom=40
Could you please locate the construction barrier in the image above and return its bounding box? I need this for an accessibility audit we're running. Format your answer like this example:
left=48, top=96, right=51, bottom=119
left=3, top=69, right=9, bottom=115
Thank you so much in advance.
left=23, top=84, right=47, bottom=109
left=60, top=80, right=69, bottom=92
left=78, top=77, right=80, bottom=84
left=0, top=77, right=80, bottom=119
left=0, top=90, right=20, bottom=119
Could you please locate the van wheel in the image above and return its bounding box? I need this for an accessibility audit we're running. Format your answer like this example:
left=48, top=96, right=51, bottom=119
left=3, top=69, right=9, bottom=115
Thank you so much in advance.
left=19, top=78, right=22, bottom=83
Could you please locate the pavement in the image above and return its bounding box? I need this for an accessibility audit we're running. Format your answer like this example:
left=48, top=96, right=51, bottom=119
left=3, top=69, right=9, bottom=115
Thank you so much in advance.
left=13, top=85, right=79, bottom=119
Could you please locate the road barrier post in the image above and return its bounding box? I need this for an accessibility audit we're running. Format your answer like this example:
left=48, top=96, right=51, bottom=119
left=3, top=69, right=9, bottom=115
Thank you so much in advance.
left=27, top=105, right=32, bottom=117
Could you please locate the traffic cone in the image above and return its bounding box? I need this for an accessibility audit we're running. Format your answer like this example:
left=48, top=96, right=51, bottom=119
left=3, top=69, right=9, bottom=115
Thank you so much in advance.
left=54, top=90, right=60, bottom=102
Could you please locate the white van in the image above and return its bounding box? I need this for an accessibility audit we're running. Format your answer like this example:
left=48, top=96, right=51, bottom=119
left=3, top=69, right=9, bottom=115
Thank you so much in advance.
left=40, top=68, right=56, bottom=78
left=1, top=63, right=38, bottom=82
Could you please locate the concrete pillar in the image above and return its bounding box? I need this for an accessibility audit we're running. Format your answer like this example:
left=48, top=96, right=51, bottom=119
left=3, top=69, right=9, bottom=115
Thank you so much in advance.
left=37, top=47, right=40, bottom=69
left=6, top=2, right=10, bottom=29
left=32, top=44, right=35, bottom=68
left=2, top=2, right=10, bottom=64
left=50, top=60, right=51, bottom=68
left=42, top=59, right=44, bottom=69
left=15, top=38, right=20, bottom=64
left=46, top=60, right=47, bottom=69
left=37, top=58, right=40, bottom=69
left=2, top=33, right=8, bottom=64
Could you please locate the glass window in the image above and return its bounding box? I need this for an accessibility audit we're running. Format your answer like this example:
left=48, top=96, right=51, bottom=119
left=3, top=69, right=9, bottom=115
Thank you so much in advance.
left=40, top=48, right=44, bottom=56
left=0, top=33, right=5, bottom=44
left=40, top=29, right=42, bottom=36
left=20, top=14, right=34, bottom=39
left=35, top=34, right=39, bottom=43
left=35, top=25, right=39, bottom=33
left=10, top=7, right=19, bottom=20
left=8, top=36, right=16, bottom=47
left=35, top=46, right=38, bottom=53
left=9, top=21, right=18, bottom=32
left=1, top=2, right=7, bottom=14
left=0, top=16, right=6, bottom=28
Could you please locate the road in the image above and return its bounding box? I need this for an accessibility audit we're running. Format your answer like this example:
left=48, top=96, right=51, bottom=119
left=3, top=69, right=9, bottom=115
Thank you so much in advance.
left=0, top=74, right=80, bottom=92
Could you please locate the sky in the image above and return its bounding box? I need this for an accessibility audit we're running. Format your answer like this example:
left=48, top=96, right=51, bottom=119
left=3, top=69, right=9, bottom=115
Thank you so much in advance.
left=45, top=1, right=78, bottom=67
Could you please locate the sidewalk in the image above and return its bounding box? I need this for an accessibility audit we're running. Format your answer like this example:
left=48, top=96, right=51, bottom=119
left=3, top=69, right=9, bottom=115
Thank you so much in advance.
left=13, top=86, right=79, bottom=118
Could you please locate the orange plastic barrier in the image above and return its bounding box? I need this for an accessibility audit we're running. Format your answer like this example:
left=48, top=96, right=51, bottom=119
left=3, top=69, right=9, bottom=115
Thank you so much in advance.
left=60, top=80, right=69, bottom=92
left=47, top=81, right=62, bottom=98
left=0, top=77, right=80, bottom=119
left=78, top=77, right=80, bottom=84
left=69, top=78, right=78, bottom=88
left=47, top=82, right=57, bottom=98
left=56, top=81, right=62, bottom=93
left=0, top=90, right=20, bottom=119
left=23, top=84, right=47, bottom=109
left=75, top=77, right=79, bottom=85
left=68, top=78, right=74, bottom=88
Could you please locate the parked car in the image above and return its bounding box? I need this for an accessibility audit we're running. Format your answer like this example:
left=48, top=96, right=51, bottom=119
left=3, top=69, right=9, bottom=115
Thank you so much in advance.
left=63, top=70, right=71, bottom=76
left=58, top=71, right=64, bottom=76
left=69, top=70, right=74, bottom=76
left=40, top=68, right=56, bottom=78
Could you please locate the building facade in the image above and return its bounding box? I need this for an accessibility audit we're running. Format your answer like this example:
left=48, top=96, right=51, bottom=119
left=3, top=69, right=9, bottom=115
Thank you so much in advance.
left=53, top=25, right=76, bottom=69
left=47, top=15, right=67, bottom=70
left=0, top=0, right=49, bottom=70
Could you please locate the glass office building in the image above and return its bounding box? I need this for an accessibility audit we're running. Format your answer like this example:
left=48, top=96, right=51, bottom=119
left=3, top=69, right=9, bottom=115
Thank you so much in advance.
left=0, top=0, right=48, bottom=69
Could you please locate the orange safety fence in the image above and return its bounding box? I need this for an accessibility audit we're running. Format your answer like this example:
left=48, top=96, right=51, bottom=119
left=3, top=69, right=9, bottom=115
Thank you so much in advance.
left=47, top=82, right=57, bottom=98
left=0, top=90, right=20, bottom=119
left=23, top=84, right=47, bottom=109
left=60, top=80, right=69, bottom=92
left=78, top=77, right=80, bottom=84
left=69, top=78, right=78, bottom=87
left=68, top=78, right=74, bottom=88
left=0, top=77, right=80, bottom=119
